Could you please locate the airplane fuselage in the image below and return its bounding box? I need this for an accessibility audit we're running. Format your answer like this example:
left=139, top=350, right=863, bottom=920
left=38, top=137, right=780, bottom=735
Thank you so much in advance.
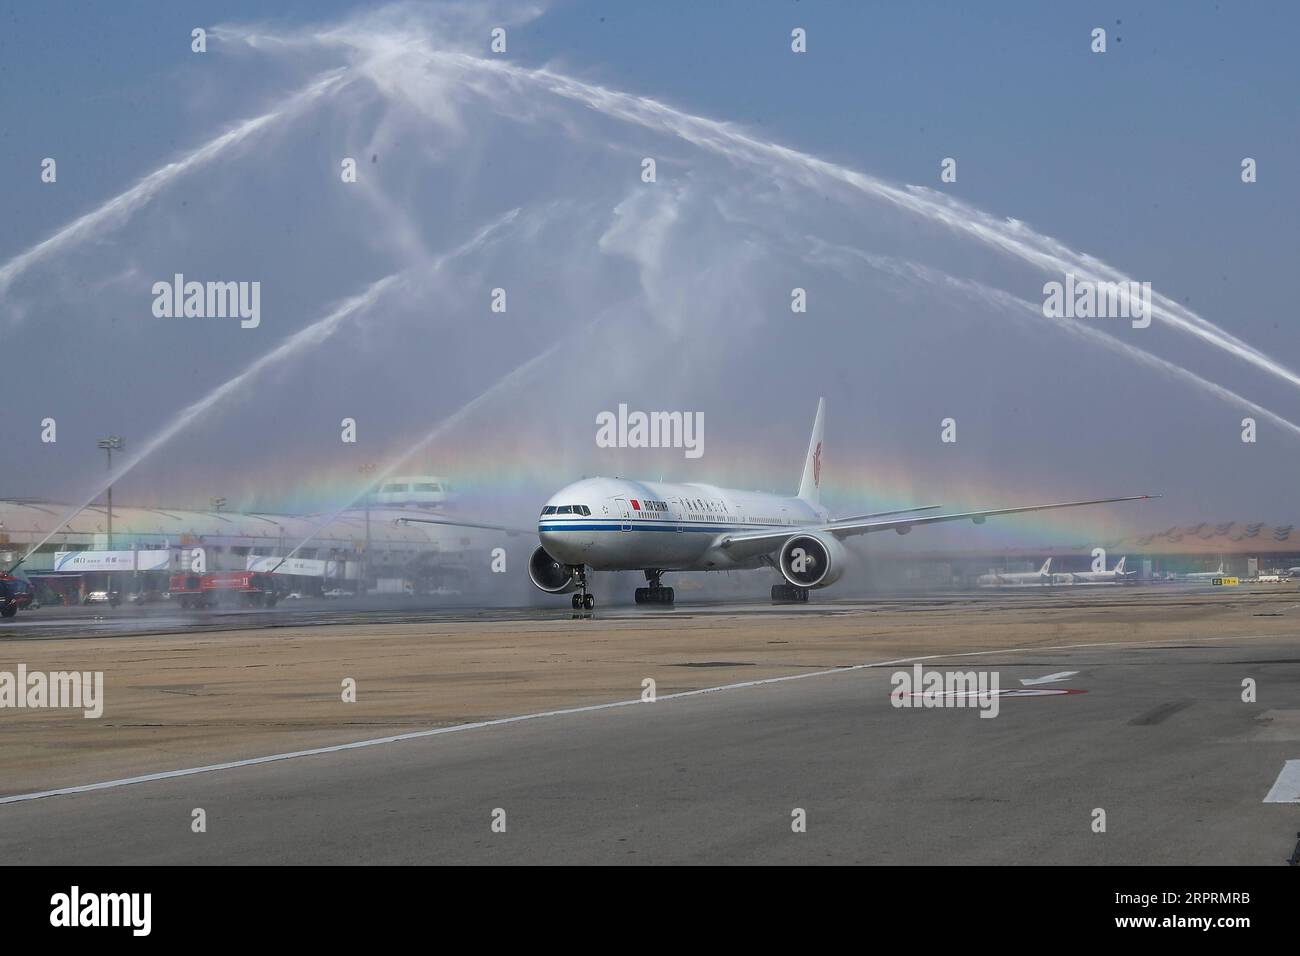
left=538, top=477, right=828, bottom=571
left=1062, top=560, right=1130, bottom=584
left=976, top=572, right=1051, bottom=587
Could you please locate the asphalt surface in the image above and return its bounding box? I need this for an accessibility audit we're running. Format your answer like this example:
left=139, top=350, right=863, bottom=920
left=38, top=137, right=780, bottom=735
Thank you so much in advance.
left=2, top=632, right=1297, bottom=864
left=0, top=585, right=1245, bottom=641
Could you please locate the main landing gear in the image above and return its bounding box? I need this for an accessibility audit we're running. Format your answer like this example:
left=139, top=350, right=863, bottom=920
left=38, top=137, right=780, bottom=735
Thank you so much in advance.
left=634, top=570, right=675, bottom=606
left=570, top=568, right=595, bottom=611
left=771, top=583, right=810, bottom=603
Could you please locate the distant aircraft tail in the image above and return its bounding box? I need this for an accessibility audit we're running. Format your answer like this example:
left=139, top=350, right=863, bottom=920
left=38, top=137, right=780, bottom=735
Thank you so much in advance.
left=1039, top=558, right=1052, bottom=575
left=1114, top=556, right=1126, bottom=573
left=797, top=397, right=826, bottom=505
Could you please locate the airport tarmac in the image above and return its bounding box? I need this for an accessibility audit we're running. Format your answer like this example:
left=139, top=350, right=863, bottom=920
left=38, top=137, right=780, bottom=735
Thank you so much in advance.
left=0, top=584, right=1278, bottom=640
left=1, top=586, right=1298, bottom=864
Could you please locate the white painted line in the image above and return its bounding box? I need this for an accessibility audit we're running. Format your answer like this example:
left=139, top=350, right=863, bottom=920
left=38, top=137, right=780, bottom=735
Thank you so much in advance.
left=1263, top=760, right=1300, bottom=803
left=0, top=633, right=1266, bottom=806
left=1020, top=670, right=1079, bottom=686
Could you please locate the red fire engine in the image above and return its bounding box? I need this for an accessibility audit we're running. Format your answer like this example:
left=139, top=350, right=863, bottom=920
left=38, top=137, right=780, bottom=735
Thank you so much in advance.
left=169, top=571, right=280, bottom=609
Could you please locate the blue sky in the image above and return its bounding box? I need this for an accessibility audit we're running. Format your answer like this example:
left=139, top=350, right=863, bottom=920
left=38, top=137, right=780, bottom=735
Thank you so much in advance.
left=1, top=1, right=1297, bottom=537
left=6, top=0, right=1295, bottom=313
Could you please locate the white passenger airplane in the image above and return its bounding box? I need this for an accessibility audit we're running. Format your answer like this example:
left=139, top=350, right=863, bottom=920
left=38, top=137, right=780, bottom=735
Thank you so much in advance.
left=399, top=399, right=1154, bottom=609
left=1182, top=562, right=1227, bottom=582
left=1058, top=555, right=1134, bottom=585
left=976, top=558, right=1054, bottom=588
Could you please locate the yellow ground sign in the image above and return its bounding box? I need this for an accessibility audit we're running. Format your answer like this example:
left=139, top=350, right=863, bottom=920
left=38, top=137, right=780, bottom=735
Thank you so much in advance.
left=1211, top=576, right=1240, bottom=586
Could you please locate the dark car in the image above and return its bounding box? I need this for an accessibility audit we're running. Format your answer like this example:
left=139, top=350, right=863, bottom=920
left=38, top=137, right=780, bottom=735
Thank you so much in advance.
left=0, top=574, right=32, bottom=619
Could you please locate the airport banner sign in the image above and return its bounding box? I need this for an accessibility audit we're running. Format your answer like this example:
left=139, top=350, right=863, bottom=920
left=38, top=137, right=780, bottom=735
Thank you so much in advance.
left=51, top=550, right=172, bottom=573
left=246, top=556, right=339, bottom=578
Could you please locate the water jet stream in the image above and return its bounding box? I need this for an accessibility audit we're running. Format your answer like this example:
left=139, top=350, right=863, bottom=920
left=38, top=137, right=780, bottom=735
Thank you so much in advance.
left=0, top=70, right=348, bottom=309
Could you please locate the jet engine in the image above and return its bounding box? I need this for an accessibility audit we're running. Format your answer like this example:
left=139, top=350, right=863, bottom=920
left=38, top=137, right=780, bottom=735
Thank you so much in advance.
left=778, top=533, right=846, bottom=589
left=528, top=546, right=577, bottom=594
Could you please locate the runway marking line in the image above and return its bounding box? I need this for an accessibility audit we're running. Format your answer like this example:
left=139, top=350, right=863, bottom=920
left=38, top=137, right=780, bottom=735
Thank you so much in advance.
left=0, top=633, right=1271, bottom=806
left=1020, top=670, right=1079, bottom=686
left=905, top=688, right=1085, bottom=699
left=1263, top=760, right=1300, bottom=804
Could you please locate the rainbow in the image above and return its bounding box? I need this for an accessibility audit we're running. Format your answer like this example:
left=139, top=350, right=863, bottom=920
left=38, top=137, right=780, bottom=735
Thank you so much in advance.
left=120, top=427, right=1152, bottom=550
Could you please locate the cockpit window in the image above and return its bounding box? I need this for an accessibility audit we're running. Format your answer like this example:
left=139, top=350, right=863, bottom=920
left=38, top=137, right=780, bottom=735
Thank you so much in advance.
left=578, top=505, right=591, bottom=516
left=557, top=505, right=573, bottom=514
left=541, top=506, right=557, bottom=516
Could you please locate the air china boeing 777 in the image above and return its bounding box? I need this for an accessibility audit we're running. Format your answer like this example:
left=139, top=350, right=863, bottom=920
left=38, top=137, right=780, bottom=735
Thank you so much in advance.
left=400, top=399, right=1154, bottom=609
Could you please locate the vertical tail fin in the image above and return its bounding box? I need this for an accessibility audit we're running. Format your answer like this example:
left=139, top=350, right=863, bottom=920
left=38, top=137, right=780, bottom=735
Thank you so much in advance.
left=1039, top=558, right=1052, bottom=575
left=1114, top=556, right=1126, bottom=573
left=797, top=398, right=826, bottom=504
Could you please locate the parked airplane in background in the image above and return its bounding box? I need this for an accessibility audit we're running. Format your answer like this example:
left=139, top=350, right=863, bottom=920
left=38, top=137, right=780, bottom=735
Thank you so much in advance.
left=976, top=559, right=1054, bottom=588
left=1060, top=555, right=1134, bottom=585
left=1182, top=562, right=1227, bottom=582
left=400, top=399, right=1154, bottom=609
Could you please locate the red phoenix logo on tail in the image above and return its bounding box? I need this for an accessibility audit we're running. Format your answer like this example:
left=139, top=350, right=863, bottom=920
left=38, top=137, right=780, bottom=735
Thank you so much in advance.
left=813, top=442, right=822, bottom=487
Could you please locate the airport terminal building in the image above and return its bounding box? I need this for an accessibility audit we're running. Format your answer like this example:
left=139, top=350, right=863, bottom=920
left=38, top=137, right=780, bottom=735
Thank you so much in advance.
left=0, top=476, right=497, bottom=604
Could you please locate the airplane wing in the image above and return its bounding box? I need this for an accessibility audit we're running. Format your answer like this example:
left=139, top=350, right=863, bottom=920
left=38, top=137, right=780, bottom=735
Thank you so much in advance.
left=718, top=495, right=1157, bottom=559
left=394, top=515, right=533, bottom=536
left=828, top=504, right=942, bottom=523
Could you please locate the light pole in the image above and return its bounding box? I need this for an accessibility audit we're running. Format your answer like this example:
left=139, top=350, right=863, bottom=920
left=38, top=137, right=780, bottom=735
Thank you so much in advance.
left=98, top=436, right=124, bottom=549
left=97, top=435, right=123, bottom=605
left=358, top=463, right=376, bottom=594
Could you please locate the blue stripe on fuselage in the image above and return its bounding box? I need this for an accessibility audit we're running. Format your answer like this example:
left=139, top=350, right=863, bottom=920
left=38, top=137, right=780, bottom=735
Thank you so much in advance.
left=538, top=521, right=787, bottom=534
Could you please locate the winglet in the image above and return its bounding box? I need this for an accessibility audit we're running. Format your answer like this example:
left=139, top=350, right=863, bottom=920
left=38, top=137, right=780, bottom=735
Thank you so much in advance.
left=797, top=397, right=826, bottom=505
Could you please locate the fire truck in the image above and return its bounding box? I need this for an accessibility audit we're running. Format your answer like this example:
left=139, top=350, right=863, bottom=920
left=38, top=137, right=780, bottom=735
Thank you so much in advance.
left=0, top=573, right=33, bottom=619
left=169, top=571, right=280, bottom=609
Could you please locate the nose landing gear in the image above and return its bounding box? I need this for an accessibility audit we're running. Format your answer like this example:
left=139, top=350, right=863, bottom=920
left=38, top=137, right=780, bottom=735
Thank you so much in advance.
left=634, top=570, right=675, bottom=605
left=570, top=568, right=595, bottom=611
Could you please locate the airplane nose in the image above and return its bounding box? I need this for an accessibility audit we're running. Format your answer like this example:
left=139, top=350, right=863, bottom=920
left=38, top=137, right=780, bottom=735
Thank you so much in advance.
left=539, top=528, right=588, bottom=564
